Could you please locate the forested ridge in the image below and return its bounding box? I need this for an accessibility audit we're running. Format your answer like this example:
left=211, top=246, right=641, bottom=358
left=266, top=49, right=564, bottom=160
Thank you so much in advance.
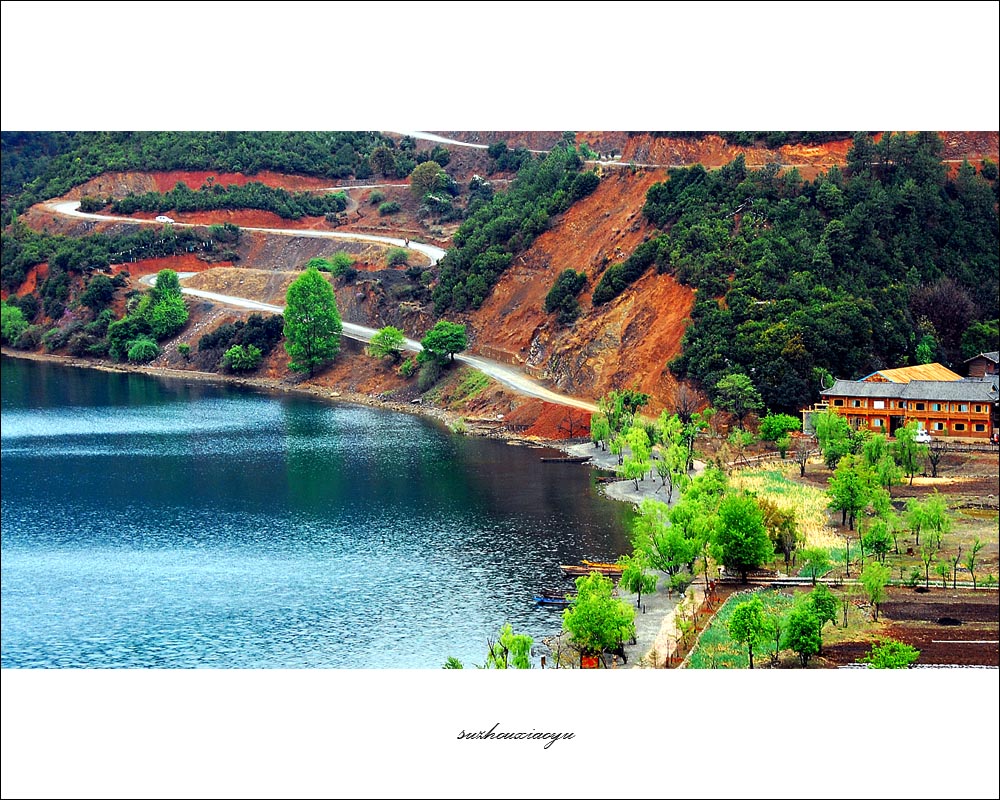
left=599, top=132, right=998, bottom=414
left=0, top=131, right=389, bottom=221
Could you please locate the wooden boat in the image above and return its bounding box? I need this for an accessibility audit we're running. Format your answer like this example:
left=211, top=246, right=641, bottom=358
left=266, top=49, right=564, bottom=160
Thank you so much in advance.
left=560, top=562, right=623, bottom=578
left=533, top=592, right=575, bottom=607
left=540, top=455, right=590, bottom=463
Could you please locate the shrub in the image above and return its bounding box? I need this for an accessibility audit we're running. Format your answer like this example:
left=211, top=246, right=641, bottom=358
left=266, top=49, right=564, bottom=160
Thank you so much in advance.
left=328, top=252, right=358, bottom=281
left=378, top=201, right=401, bottom=216
left=127, top=336, right=159, bottom=363
left=222, top=343, right=263, bottom=371
left=760, top=413, right=801, bottom=441
left=387, top=247, right=409, bottom=267
left=398, top=357, right=417, bottom=378
left=417, top=359, right=443, bottom=391
left=178, top=343, right=191, bottom=359
left=14, top=324, right=45, bottom=350
left=369, top=190, right=386, bottom=205
left=1, top=301, right=28, bottom=345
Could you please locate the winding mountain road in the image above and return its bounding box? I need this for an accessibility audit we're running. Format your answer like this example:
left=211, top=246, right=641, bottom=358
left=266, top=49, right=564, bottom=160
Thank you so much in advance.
left=56, top=200, right=597, bottom=413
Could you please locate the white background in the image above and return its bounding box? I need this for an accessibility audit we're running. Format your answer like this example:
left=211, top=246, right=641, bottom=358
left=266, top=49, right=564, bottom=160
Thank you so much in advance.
left=2, top=2, right=999, bottom=798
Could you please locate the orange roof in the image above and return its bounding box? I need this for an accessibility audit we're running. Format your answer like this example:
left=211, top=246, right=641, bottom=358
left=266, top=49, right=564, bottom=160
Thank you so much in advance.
left=862, top=363, right=963, bottom=383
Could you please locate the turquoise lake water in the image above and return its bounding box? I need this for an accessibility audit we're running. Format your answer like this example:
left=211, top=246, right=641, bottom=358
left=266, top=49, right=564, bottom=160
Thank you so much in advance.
left=0, top=355, right=632, bottom=668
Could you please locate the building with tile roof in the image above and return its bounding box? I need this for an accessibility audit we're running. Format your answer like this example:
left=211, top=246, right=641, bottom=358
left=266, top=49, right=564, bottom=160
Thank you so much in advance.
left=812, top=374, right=999, bottom=439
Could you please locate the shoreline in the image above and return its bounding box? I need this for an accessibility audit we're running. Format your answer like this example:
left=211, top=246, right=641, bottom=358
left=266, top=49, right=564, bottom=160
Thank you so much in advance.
left=1, top=346, right=488, bottom=439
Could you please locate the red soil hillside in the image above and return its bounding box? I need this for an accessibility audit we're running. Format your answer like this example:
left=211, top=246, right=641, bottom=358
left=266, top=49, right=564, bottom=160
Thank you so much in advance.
left=468, top=167, right=694, bottom=412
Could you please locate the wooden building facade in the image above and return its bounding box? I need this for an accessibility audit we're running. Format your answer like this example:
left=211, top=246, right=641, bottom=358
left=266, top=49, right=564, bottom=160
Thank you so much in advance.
left=816, top=378, right=999, bottom=439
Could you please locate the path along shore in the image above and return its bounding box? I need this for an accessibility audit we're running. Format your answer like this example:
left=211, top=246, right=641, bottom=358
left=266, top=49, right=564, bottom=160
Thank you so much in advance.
left=554, top=440, right=708, bottom=668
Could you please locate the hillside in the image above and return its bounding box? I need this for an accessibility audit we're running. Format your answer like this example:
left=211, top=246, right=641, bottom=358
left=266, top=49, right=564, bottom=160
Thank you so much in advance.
left=3, top=131, right=998, bottom=433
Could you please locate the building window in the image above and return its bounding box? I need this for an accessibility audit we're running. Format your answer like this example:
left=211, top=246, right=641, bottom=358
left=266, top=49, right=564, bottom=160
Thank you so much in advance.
left=954, top=423, right=966, bottom=432
left=974, top=405, right=983, bottom=413
left=958, top=404, right=968, bottom=413
left=933, top=422, right=945, bottom=431
left=873, top=418, right=883, bottom=427
left=852, top=399, right=863, bottom=408
left=974, top=424, right=986, bottom=432
left=874, top=400, right=885, bottom=409
left=931, top=403, right=942, bottom=412
left=915, top=402, right=925, bottom=411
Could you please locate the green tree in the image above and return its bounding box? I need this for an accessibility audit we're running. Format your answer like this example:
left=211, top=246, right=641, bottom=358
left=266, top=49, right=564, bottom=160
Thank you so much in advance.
left=633, top=498, right=699, bottom=578
left=617, top=552, right=658, bottom=608
left=905, top=497, right=929, bottom=546
left=442, top=656, right=464, bottom=669
left=860, top=561, right=891, bottom=621
left=152, top=268, right=182, bottom=298
left=828, top=454, right=872, bottom=530
left=562, top=571, right=636, bottom=665
left=807, top=584, right=838, bottom=654
left=799, top=546, right=831, bottom=585
left=964, top=537, right=984, bottom=590
left=367, top=326, right=406, bottom=362
left=757, top=498, right=799, bottom=574
left=421, top=320, right=467, bottom=363
left=922, top=490, right=951, bottom=549
left=781, top=604, right=822, bottom=666
left=893, top=422, right=928, bottom=485
left=935, top=560, right=950, bottom=588
left=858, top=639, right=920, bottom=669
left=728, top=596, right=774, bottom=669
left=874, top=454, right=904, bottom=498
left=80, top=274, right=116, bottom=312
left=589, top=413, right=611, bottom=450
left=712, top=494, right=773, bottom=582
left=283, top=266, right=343, bottom=376
left=621, top=425, right=651, bottom=490
left=483, top=623, right=533, bottom=669
left=147, top=292, right=189, bottom=340
left=713, top=373, right=763, bottom=430
left=409, top=160, right=448, bottom=200
left=814, top=409, right=853, bottom=469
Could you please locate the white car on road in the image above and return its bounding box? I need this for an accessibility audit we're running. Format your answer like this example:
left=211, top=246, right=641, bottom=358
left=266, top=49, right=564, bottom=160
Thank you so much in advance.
left=155, top=215, right=175, bottom=224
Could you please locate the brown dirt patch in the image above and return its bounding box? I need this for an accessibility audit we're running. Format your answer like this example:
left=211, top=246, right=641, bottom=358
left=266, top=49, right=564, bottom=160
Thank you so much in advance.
left=822, top=587, right=999, bottom=667
left=503, top=399, right=593, bottom=440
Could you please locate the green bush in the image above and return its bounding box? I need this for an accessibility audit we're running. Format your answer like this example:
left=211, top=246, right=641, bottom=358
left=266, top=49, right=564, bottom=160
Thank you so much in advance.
left=760, top=413, right=801, bottom=441
left=222, top=343, right=263, bottom=371
left=127, top=336, right=160, bottom=363
left=369, top=190, right=386, bottom=205
left=1, top=301, right=28, bottom=345
left=178, top=343, right=192, bottom=359
left=329, top=252, right=358, bottom=281
left=417, top=359, right=443, bottom=391
left=387, top=247, right=409, bottom=267
left=378, top=201, right=401, bottom=216
left=398, top=357, right=417, bottom=378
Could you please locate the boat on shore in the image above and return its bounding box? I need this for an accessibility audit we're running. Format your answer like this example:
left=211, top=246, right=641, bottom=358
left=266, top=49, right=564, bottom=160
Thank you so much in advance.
left=560, top=560, right=624, bottom=578
left=533, top=591, right=575, bottom=607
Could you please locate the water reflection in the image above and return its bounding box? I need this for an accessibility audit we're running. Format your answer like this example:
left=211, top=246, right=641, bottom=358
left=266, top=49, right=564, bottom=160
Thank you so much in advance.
left=1, top=355, right=632, bottom=667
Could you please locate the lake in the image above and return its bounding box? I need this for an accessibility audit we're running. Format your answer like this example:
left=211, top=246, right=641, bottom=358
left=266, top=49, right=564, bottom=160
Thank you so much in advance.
left=0, top=355, right=633, bottom=668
